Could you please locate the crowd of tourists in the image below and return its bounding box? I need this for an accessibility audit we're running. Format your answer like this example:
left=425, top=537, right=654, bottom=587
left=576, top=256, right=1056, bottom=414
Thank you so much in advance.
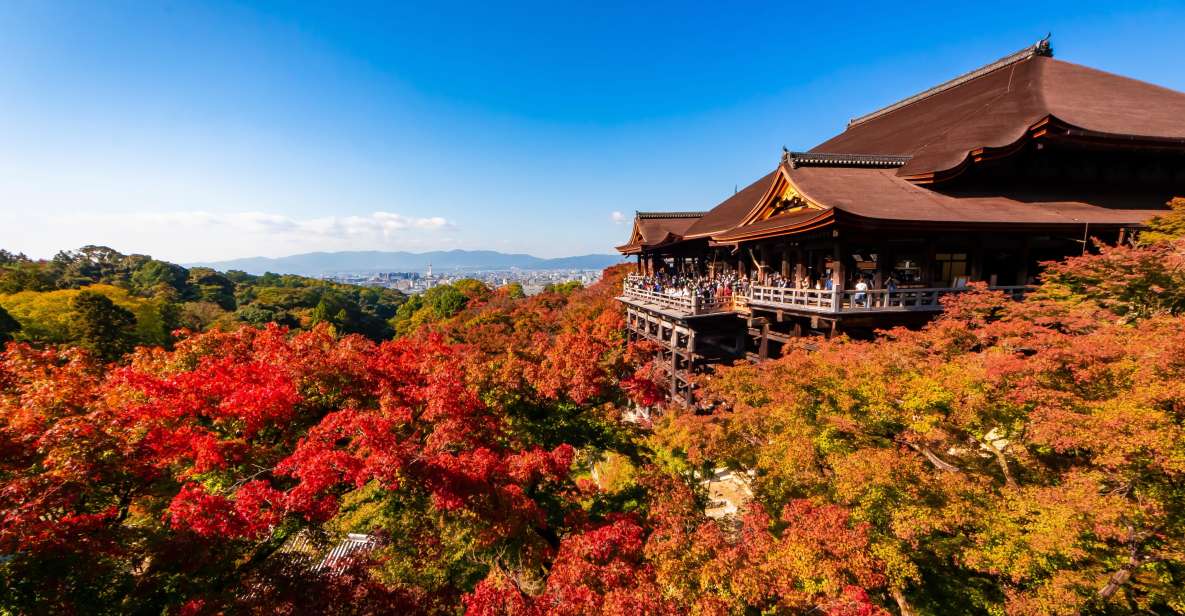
left=626, top=270, right=898, bottom=308
left=625, top=271, right=751, bottom=302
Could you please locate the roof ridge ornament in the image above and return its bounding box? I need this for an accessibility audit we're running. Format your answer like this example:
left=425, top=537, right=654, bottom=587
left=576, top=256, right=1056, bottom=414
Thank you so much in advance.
left=785, top=151, right=912, bottom=169
left=634, top=211, right=708, bottom=219
left=847, top=36, right=1055, bottom=129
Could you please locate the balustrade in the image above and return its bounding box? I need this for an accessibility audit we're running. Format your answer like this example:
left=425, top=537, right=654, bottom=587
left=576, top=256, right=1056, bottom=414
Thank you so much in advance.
left=623, top=275, right=1032, bottom=316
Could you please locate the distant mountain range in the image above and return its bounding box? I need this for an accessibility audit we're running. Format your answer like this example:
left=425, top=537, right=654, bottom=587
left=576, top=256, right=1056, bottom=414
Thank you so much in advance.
left=187, top=250, right=625, bottom=276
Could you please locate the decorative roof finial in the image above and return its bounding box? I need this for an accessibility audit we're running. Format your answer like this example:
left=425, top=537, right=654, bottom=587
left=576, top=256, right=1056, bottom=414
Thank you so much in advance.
left=1035, top=33, right=1053, bottom=57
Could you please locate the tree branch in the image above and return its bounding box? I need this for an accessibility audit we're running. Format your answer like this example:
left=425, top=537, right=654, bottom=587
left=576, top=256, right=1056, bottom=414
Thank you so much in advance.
left=900, top=439, right=962, bottom=473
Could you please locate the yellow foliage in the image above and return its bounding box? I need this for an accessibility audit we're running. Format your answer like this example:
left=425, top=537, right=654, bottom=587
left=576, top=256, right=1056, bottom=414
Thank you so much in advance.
left=0, top=284, right=170, bottom=345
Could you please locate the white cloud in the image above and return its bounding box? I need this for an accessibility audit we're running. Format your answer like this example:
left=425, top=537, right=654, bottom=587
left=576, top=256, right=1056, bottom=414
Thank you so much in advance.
left=34, top=210, right=455, bottom=261
left=610, top=211, right=626, bottom=224
left=51, top=210, right=451, bottom=240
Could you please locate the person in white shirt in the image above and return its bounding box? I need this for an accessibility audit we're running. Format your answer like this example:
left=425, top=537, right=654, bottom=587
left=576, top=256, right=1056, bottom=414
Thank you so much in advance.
left=854, top=278, right=869, bottom=307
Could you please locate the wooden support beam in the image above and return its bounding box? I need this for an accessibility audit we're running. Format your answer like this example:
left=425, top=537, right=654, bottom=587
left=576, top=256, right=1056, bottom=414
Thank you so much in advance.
left=832, top=237, right=846, bottom=291
left=1018, top=236, right=1033, bottom=285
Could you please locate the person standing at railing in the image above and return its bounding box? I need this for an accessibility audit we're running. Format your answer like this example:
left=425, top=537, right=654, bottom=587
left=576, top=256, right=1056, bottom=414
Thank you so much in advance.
left=854, top=278, right=869, bottom=308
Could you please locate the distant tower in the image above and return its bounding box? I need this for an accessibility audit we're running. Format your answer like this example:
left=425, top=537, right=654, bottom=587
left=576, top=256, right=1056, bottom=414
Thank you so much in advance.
left=426, top=262, right=433, bottom=278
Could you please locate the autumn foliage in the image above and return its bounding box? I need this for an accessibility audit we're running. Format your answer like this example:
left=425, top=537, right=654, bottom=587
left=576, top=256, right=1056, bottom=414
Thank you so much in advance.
left=5, top=222, right=1185, bottom=615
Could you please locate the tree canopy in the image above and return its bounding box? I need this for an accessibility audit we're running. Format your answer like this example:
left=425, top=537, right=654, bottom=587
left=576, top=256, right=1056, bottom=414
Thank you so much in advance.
left=3, top=226, right=1185, bottom=614
left=0, top=246, right=408, bottom=349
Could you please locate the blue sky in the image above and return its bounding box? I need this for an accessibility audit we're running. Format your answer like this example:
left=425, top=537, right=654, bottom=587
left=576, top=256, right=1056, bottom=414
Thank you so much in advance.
left=2, top=1, right=1184, bottom=262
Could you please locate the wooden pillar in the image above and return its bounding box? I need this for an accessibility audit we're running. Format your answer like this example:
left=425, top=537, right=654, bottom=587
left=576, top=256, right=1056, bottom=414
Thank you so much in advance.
left=758, top=244, right=768, bottom=283
left=758, top=323, right=770, bottom=361
left=669, top=348, right=677, bottom=395
left=795, top=244, right=806, bottom=285
left=920, top=239, right=936, bottom=285
left=878, top=245, right=892, bottom=288
left=1018, top=236, right=1033, bottom=285
left=971, top=235, right=985, bottom=282
left=831, top=237, right=846, bottom=291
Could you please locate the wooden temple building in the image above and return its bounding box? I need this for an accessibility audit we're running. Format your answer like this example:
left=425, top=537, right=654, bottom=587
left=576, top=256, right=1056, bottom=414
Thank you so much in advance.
left=617, top=40, right=1185, bottom=402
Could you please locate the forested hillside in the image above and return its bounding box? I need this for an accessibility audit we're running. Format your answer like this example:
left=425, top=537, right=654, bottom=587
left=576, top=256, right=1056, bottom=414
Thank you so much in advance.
left=2, top=202, right=1185, bottom=615
left=0, top=246, right=408, bottom=350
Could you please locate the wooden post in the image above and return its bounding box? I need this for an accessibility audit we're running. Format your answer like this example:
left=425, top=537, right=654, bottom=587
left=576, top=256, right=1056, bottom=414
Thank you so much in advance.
left=875, top=244, right=888, bottom=290
left=921, top=239, right=936, bottom=285
left=795, top=244, right=806, bottom=285
left=832, top=240, right=844, bottom=290
left=1018, top=236, right=1033, bottom=285
left=758, top=244, right=768, bottom=283
left=758, top=323, right=770, bottom=361
left=972, top=235, right=984, bottom=281
left=670, top=347, right=678, bottom=395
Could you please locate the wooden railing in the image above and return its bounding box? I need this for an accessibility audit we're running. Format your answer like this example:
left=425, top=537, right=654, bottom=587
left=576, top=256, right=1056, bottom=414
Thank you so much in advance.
left=749, top=285, right=1033, bottom=314
left=749, top=286, right=839, bottom=311
left=623, top=276, right=1032, bottom=316
left=621, top=286, right=696, bottom=313
left=622, top=275, right=739, bottom=316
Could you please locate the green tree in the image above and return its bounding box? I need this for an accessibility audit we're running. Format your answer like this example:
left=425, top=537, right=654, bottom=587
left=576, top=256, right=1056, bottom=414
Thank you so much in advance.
left=187, top=268, right=237, bottom=310
left=423, top=285, right=468, bottom=319
left=543, top=280, right=583, bottom=295
left=0, top=260, right=62, bottom=293
left=131, top=259, right=189, bottom=294
left=1138, top=197, right=1185, bottom=245
left=0, top=250, right=29, bottom=265
left=311, top=289, right=350, bottom=326
left=0, top=305, right=19, bottom=343
left=70, top=290, right=137, bottom=361
left=1, top=284, right=170, bottom=345
left=503, top=282, right=526, bottom=299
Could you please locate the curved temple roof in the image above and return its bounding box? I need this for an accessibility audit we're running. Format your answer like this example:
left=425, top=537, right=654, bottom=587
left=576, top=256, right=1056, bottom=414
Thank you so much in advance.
left=616, top=211, right=706, bottom=254
left=618, top=40, right=1183, bottom=252
left=813, top=42, right=1185, bottom=179
left=681, top=171, right=779, bottom=239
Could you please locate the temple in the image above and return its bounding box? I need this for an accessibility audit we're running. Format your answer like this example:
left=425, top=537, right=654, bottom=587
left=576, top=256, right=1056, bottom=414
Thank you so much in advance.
left=617, top=39, right=1185, bottom=402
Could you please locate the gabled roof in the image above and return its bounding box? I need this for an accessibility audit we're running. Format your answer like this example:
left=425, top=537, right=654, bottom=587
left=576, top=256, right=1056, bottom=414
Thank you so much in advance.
left=618, top=42, right=1179, bottom=251
left=681, top=171, right=779, bottom=239
left=812, top=40, right=1185, bottom=180
left=615, top=211, right=705, bottom=254
left=783, top=163, right=1161, bottom=227
left=712, top=208, right=834, bottom=242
